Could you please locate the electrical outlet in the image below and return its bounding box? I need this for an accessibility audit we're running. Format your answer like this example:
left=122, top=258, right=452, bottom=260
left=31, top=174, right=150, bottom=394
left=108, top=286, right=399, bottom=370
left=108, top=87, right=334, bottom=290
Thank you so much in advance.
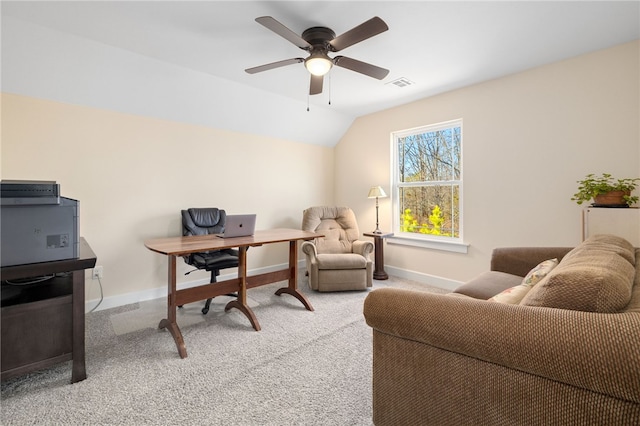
left=92, top=266, right=103, bottom=280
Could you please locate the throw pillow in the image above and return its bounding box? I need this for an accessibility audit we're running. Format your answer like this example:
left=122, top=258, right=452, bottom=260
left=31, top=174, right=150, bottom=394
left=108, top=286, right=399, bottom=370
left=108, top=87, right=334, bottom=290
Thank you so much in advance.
left=489, top=258, right=559, bottom=304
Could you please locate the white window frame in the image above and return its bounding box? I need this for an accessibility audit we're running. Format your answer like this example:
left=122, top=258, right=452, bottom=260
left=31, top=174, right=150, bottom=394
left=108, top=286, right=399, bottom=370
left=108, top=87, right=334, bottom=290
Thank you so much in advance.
left=389, top=119, right=468, bottom=253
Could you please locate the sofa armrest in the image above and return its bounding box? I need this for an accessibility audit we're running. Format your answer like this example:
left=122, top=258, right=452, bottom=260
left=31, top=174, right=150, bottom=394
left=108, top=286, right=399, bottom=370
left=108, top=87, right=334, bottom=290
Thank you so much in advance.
left=490, top=247, right=573, bottom=276
left=363, top=288, right=640, bottom=404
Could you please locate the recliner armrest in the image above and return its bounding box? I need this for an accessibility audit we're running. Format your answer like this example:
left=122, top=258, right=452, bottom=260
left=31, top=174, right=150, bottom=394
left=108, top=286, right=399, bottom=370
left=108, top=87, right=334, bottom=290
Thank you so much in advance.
left=352, top=240, right=373, bottom=257
left=301, top=241, right=318, bottom=258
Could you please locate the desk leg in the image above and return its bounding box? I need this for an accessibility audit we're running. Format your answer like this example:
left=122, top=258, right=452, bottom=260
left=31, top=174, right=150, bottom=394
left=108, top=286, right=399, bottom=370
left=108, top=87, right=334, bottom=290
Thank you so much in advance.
left=225, top=247, right=261, bottom=331
left=158, top=255, right=187, bottom=358
left=275, top=241, right=314, bottom=311
left=71, top=270, right=87, bottom=383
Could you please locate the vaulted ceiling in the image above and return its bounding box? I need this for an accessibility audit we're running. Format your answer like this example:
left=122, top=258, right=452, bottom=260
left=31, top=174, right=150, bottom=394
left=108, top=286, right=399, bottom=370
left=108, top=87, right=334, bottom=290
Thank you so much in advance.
left=2, top=1, right=639, bottom=146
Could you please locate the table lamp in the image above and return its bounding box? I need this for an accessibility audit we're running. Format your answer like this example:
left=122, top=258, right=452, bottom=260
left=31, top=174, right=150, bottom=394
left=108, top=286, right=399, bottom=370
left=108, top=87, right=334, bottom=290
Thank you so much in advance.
left=367, top=186, right=387, bottom=234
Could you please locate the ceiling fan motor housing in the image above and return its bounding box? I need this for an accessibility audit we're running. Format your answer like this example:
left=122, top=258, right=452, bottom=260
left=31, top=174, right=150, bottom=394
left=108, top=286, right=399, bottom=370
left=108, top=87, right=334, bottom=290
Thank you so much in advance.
left=301, top=26, right=336, bottom=51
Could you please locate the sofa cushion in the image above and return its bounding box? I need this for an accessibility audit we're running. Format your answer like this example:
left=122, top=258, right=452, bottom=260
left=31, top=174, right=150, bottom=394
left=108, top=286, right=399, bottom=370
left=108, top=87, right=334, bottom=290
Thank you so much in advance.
left=453, top=271, right=523, bottom=300
left=562, top=234, right=635, bottom=266
left=489, top=258, right=558, bottom=304
left=521, top=236, right=635, bottom=312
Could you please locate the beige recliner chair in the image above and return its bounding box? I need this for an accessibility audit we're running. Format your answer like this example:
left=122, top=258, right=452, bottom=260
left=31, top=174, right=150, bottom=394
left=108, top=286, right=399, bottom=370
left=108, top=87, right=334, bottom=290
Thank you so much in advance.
left=301, top=206, right=374, bottom=292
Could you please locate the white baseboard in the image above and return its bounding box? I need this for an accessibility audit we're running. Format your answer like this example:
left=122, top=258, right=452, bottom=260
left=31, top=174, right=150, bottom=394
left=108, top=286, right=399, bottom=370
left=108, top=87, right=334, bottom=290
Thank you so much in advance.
left=384, top=265, right=463, bottom=292
left=85, top=262, right=463, bottom=313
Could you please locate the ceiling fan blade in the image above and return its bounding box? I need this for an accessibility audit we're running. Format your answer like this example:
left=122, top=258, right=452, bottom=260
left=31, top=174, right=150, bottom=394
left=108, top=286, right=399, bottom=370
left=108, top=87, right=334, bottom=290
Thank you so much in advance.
left=333, top=56, right=389, bottom=80
left=309, top=74, right=323, bottom=95
left=255, top=16, right=311, bottom=50
left=329, top=17, right=389, bottom=52
left=245, top=58, right=304, bottom=74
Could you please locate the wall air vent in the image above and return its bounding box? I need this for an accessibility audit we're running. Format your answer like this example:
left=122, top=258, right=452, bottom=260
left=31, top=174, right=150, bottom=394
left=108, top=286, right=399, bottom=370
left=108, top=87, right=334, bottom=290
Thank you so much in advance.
left=387, top=77, right=414, bottom=88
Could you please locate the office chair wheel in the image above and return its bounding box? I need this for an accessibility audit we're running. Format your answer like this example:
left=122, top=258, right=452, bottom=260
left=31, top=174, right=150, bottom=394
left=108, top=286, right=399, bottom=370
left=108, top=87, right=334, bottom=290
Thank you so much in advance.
left=201, top=293, right=237, bottom=315
left=202, top=298, right=213, bottom=315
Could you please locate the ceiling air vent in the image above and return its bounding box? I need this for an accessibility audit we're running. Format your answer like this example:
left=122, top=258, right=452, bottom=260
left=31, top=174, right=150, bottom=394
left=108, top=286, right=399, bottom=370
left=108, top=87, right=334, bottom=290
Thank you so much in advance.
left=387, top=77, right=414, bottom=88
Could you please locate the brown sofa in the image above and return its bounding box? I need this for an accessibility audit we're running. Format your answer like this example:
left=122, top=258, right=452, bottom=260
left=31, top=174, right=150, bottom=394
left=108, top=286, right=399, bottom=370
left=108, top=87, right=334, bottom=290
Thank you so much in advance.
left=363, top=234, right=640, bottom=425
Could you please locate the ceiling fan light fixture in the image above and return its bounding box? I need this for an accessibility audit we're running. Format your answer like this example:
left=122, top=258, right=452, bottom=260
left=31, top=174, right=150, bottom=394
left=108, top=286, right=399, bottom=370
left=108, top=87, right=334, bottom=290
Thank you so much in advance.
left=305, top=53, right=333, bottom=76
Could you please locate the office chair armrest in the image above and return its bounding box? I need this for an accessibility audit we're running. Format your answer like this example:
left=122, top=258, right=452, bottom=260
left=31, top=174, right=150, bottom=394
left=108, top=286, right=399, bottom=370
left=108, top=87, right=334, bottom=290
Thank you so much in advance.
left=352, top=240, right=374, bottom=258
left=183, top=253, right=195, bottom=266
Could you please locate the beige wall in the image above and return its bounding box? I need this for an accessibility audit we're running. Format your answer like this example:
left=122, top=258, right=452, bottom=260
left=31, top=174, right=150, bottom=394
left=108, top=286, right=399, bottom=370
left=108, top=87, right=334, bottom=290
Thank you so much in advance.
left=2, top=40, right=638, bottom=305
left=1, top=94, right=334, bottom=307
left=336, top=40, right=640, bottom=285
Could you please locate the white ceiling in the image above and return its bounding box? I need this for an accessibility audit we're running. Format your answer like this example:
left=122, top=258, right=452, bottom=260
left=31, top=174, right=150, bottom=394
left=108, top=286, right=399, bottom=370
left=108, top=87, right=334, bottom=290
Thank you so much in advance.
left=2, top=1, right=639, bottom=141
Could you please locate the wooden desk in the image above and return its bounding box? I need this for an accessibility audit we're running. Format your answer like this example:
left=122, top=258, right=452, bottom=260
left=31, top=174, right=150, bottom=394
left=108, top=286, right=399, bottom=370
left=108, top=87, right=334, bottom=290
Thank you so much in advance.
left=1, top=238, right=96, bottom=383
left=144, top=228, right=322, bottom=358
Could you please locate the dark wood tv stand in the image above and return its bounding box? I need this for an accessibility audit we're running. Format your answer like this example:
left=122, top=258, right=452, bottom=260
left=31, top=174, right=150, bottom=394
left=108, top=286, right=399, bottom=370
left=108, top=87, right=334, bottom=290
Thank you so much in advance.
left=1, top=238, right=96, bottom=383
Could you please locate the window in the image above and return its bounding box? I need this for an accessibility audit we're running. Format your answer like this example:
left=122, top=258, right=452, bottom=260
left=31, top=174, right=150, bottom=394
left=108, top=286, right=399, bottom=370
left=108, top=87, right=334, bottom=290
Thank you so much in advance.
left=391, top=119, right=465, bottom=252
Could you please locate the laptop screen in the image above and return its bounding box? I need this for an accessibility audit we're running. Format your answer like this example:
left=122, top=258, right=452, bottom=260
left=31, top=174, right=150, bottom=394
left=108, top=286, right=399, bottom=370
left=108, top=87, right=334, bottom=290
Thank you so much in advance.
left=220, top=214, right=256, bottom=238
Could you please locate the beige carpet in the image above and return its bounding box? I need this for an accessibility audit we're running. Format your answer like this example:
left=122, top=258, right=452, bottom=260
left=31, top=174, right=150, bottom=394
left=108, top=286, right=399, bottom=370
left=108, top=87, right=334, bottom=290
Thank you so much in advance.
left=1, top=275, right=447, bottom=425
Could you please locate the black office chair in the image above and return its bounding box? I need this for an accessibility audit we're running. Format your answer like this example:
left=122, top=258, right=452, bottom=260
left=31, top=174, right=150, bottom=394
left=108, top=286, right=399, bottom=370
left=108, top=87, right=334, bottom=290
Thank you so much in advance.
left=181, top=208, right=239, bottom=315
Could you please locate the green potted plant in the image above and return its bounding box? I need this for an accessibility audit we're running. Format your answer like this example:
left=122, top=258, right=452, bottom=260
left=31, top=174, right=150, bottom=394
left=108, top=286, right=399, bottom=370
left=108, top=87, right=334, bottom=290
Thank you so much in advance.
left=572, top=173, right=640, bottom=207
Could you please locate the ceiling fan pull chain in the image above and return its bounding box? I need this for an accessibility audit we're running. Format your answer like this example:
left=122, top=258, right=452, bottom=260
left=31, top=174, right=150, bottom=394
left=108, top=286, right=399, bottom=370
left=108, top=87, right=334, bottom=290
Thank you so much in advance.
left=307, top=92, right=310, bottom=112
left=328, top=73, right=331, bottom=105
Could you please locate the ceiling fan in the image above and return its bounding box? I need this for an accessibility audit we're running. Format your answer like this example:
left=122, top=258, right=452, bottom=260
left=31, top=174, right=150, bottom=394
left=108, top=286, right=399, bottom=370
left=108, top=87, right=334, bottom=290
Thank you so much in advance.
left=245, top=16, right=389, bottom=96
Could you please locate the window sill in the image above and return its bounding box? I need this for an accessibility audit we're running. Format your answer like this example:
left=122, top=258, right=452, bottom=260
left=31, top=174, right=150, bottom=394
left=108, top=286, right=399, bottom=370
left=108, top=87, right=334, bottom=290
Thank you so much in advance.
left=387, top=235, right=469, bottom=254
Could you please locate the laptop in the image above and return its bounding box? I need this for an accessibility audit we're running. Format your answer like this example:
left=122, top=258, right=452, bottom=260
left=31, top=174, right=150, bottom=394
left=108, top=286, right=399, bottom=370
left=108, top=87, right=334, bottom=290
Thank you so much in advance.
left=218, top=214, right=256, bottom=238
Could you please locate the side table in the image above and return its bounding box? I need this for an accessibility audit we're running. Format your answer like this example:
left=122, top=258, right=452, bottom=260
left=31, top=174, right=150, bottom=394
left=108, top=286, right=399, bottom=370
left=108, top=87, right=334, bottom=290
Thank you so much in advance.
left=363, top=232, right=393, bottom=280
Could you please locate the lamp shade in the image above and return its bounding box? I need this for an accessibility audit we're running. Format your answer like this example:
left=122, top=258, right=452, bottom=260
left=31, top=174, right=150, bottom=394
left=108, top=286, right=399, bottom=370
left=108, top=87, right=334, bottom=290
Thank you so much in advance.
left=368, top=186, right=387, bottom=198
